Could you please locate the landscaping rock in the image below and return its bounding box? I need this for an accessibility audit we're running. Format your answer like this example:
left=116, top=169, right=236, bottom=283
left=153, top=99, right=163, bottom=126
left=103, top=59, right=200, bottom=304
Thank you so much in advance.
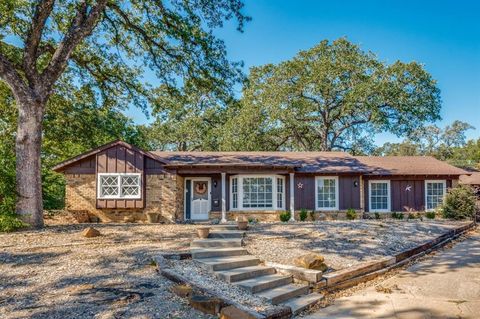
left=294, top=253, right=328, bottom=271
left=170, top=284, right=192, bottom=298
left=189, top=295, right=224, bottom=315
left=82, top=227, right=101, bottom=238
left=220, top=305, right=258, bottom=319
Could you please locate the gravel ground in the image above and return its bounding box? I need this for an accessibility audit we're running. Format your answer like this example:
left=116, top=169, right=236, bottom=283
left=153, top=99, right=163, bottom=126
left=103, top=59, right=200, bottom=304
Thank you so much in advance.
left=0, top=223, right=214, bottom=319
left=245, top=220, right=469, bottom=271
left=168, top=259, right=278, bottom=313
left=0, top=218, right=468, bottom=318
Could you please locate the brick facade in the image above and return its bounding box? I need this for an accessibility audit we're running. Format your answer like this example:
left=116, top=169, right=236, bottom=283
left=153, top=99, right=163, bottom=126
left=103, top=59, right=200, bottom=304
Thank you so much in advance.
left=65, top=173, right=184, bottom=223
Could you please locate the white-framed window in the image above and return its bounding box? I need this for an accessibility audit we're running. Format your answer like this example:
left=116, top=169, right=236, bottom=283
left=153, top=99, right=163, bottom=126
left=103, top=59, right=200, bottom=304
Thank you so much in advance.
left=425, top=180, right=446, bottom=211
left=277, top=177, right=284, bottom=209
left=315, top=176, right=339, bottom=210
left=231, top=177, right=238, bottom=209
left=98, top=173, right=142, bottom=199
left=369, top=180, right=391, bottom=212
left=229, top=175, right=285, bottom=211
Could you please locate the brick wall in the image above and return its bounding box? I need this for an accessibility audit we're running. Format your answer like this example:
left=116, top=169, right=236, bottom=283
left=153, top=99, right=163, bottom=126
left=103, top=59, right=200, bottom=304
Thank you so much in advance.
left=65, top=173, right=184, bottom=223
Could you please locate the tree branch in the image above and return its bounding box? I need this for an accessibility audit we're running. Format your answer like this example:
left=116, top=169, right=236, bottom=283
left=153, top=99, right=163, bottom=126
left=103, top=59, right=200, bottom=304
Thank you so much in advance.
left=0, top=52, right=28, bottom=98
left=41, top=0, right=107, bottom=95
left=23, top=0, right=55, bottom=82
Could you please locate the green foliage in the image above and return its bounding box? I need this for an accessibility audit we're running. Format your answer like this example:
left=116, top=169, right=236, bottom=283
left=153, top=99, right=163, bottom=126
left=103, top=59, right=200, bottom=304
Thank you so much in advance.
left=426, top=211, right=436, bottom=219
left=441, top=186, right=477, bottom=220
left=279, top=211, right=291, bottom=222
left=407, top=212, right=417, bottom=220
left=299, top=209, right=308, bottom=221
left=226, top=38, right=441, bottom=152
left=248, top=217, right=257, bottom=224
left=391, top=212, right=404, bottom=220
left=0, top=214, right=27, bottom=233
left=346, top=209, right=357, bottom=220
left=374, top=212, right=381, bottom=220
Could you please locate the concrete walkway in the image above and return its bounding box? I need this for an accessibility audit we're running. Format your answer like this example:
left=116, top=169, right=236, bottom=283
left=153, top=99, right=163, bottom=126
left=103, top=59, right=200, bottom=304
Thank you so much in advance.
left=305, top=228, right=480, bottom=319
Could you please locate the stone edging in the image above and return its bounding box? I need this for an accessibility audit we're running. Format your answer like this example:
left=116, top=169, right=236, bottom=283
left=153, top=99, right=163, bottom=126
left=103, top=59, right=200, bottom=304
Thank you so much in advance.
left=315, top=221, right=476, bottom=292
left=154, top=254, right=292, bottom=319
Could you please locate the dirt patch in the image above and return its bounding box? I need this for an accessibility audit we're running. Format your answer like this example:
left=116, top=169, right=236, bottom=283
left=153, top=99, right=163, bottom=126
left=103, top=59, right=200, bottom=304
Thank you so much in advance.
left=245, top=220, right=468, bottom=271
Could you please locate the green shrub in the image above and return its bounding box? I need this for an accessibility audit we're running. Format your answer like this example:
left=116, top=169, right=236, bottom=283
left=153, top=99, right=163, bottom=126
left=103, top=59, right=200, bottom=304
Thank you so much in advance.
left=299, top=209, right=308, bottom=221
left=0, top=214, right=27, bottom=233
left=279, top=211, right=291, bottom=222
left=309, top=210, right=315, bottom=221
left=374, top=212, right=380, bottom=220
left=442, top=185, right=476, bottom=220
left=426, top=211, right=436, bottom=219
left=346, top=208, right=356, bottom=220
left=391, top=212, right=404, bottom=220
left=407, top=212, right=417, bottom=220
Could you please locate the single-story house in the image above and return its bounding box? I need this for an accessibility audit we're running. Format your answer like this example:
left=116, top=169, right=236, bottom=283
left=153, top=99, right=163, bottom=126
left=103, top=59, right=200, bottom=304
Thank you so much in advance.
left=53, top=140, right=468, bottom=223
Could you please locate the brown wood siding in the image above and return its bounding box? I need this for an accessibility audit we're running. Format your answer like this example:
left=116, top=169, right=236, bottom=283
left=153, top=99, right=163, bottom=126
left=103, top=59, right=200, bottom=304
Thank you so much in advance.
left=294, top=175, right=361, bottom=211
left=63, top=155, right=96, bottom=174
left=339, top=176, right=361, bottom=210
left=96, top=145, right=145, bottom=209
left=363, top=176, right=458, bottom=212
left=294, top=175, right=315, bottom=210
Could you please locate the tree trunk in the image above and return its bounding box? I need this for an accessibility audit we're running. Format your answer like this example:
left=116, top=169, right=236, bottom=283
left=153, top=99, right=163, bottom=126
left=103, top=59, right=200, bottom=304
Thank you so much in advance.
left=15, top=97, right=44, bottom=228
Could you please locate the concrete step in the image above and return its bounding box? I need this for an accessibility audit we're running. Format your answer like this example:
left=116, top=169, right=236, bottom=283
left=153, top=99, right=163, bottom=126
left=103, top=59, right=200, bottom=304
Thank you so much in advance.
left=197, top=255, right=260, bottom=271
left=283, top=293, right=324, bottom=315
left=256, top=283, right=309, bottom=305
left=237, top=274, right=293, bottom=293
left=190, top=238, right=242, bottom=249
left=191, top=247, right=249, bottom=259
left=210, top=224, right=239, bottom=231
left=216, top=266, right=277, bottom=283
left=209, top=230, right=246, bottom=239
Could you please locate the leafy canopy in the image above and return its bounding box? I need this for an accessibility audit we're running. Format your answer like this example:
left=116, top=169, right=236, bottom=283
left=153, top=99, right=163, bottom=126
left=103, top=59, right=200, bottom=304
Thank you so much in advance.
left=0, top=0, right=249, bottom=111
left=227, top=38, right=441, bottom=152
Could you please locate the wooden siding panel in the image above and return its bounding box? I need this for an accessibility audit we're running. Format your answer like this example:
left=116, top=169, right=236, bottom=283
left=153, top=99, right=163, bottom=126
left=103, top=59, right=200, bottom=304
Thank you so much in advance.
left=294, top=175, right=315, bottom=210
left=63, top=156, right=96, bottom=174
left=95, top=145, right=146, bottom=210
left=339, top=176, right=361, bottom=210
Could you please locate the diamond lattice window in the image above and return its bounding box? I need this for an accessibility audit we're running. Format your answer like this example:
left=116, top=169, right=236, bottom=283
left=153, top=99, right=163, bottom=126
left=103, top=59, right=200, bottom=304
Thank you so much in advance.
left=98, top=174, right=141, bottom=199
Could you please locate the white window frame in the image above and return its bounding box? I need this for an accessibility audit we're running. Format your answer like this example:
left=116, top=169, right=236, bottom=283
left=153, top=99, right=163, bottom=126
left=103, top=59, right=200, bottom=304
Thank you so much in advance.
left=315, top=176, right=339, bottom=211
left=425, top=180, right=447, bottom=212
left=97, top=173, right=142, bottom=199
left=229, top=174, right=285, bottom=211
left=368, top=180, right=391, bottom=212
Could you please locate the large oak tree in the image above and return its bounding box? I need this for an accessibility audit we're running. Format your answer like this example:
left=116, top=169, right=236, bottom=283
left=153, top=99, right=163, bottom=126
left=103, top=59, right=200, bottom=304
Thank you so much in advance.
left=230, top=38, right=441, bottom=153
left=0, top=0, right=248, bottom=227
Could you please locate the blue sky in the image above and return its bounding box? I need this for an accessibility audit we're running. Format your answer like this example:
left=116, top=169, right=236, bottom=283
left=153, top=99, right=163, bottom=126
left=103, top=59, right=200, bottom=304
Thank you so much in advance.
left=128, top=0, right=480, bottom=145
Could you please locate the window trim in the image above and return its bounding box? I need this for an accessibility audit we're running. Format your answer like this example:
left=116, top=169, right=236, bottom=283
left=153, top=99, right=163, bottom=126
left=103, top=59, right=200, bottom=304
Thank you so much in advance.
left=97, top=173, right=142, bottom=200
left=425, top=180, right=447, bottom=212
left=368, top=180, right=391, bottom=213
left=315, top=176, right=339, bottom=211
left=229, top=174, right=285, bottom=211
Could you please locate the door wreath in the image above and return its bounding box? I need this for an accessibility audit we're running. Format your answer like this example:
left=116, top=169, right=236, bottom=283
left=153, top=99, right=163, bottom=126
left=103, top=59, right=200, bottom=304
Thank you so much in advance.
left=195, top=182, right=207, bottom=195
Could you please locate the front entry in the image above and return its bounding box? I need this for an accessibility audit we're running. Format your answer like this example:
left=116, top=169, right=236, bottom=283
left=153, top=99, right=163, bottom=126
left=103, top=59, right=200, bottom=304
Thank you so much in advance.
left=185, top=178, right=211, bottom=220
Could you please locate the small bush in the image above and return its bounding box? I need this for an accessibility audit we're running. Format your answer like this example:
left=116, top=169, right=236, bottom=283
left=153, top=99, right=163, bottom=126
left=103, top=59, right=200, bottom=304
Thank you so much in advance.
left=426, top=211, right=436, bottom=219
left=0, top=214, right=27, bottom=233
left=309, top=210, right=315, bottom=221
left=391, top=212, right=404, bottom=220
left=346, top=208, right=356, bottom=220
left=407, top=212, right=417, bottom=220
left=442, top=185, right=476, bottom=220
left=279, top=211, right=291, bottom=222
left=374, top=212, right=380, bottom=220
left=299, top=208, right=308, bottom=221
